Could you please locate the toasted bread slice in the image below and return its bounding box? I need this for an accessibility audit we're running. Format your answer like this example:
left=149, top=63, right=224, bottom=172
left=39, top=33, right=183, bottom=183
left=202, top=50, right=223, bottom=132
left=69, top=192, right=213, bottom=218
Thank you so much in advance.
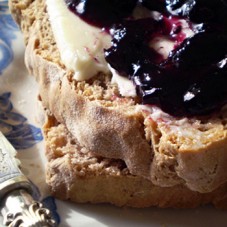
left=9, top=0, right=227, bottom=207
left=43, top=114, right=227, bottom=208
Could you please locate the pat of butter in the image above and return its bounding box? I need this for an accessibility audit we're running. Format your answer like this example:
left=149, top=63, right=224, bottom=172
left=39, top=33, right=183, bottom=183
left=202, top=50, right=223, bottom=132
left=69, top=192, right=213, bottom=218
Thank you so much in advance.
left=110, top=65, right=137, bottom=97
left=46, top=0, right=111, bottom=81
left=46, top=0, right=194, bottom=98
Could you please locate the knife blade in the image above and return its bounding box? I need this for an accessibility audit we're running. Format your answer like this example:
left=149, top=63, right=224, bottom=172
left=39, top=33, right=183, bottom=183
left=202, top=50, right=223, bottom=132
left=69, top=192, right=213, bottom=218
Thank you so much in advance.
left=0, top=131, right=57, bottom=227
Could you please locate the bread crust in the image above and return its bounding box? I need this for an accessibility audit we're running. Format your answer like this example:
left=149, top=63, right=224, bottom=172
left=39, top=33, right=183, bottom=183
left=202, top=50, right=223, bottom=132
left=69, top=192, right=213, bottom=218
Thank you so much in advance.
left=44, top=115, right=227, bottom=208
left=9, top=0, right=227, bottom=206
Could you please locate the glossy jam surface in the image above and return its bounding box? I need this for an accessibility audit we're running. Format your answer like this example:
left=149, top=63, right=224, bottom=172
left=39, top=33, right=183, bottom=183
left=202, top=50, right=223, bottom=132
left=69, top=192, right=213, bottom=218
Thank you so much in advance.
left=66, top=0, right=227, bottom=117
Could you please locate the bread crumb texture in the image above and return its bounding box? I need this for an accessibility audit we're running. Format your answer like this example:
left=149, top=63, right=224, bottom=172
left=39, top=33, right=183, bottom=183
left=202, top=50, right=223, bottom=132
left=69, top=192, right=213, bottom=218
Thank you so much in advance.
left=44, top=115, right=227, bottom=208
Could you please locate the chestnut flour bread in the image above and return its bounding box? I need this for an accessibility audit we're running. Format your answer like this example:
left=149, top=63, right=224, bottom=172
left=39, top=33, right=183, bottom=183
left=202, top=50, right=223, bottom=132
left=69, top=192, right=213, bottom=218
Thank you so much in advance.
left=9, top=0, right=227, bottom=208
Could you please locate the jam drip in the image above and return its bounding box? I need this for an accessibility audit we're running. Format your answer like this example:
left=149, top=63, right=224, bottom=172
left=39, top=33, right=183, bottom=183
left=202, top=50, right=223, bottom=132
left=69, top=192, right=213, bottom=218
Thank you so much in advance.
left=66, top=0, right=227, bottom=117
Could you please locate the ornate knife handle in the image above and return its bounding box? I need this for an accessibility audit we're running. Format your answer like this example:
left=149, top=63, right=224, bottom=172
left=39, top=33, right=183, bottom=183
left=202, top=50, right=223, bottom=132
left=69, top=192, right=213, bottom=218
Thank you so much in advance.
left=1, top=189, right=56, bottom=227
left=0, top=131, right=57, bottom=226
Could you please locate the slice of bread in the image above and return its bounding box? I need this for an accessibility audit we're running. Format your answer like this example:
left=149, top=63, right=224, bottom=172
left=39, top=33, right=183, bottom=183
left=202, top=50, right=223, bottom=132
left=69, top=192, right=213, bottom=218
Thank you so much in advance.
left=9, top=0, right=227, bottom=208
left=44, top=114, right=227, bottom=208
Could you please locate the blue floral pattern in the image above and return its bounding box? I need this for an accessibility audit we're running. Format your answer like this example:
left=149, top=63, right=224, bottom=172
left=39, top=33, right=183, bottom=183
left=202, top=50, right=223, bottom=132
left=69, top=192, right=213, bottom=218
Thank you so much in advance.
left=0, top=0, right=18, bottom=75
left=0, top=1, right=8, bottom=12
left=0, top=2, right=43, bottom=149
left=31, top=182, right=60, bottom=225
left=42, top=196, right=61, bottom=225
left=0, top=92, right=43, bottom=149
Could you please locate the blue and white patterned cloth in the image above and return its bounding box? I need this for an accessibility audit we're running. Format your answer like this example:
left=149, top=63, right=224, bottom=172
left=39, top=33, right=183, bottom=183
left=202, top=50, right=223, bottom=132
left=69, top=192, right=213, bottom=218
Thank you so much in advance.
left=0, top=0, right=43, bottom=149
left=0, top=1, right=60, bottom=225
left=0, top=0, right=17, bottom=75
left=0, top=92, right=43, bottom=149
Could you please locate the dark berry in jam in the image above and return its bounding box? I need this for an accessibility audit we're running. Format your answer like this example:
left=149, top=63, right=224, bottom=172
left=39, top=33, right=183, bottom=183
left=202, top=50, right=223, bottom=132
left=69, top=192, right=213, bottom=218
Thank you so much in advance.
left=166, top=0, right=195, bottom=17
left=189, top=0, right=227, bottom=27
left=169, top=32, right=227, bottom=69
left=105, top=18, right=164, bottom=77
left=136, top=59, right=227, bottom=116
left=65, top=0, right=137, bottom=27
left=140, top=0, right=166, bottom=12
left=183, top=65, right=227, bottom=115
left=165, top=0, right=227, bottom=30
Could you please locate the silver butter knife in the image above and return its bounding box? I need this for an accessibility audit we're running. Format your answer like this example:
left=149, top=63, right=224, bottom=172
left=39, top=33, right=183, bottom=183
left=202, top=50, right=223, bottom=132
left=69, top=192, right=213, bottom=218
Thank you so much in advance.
left=0, top=131, right=57, bottom=227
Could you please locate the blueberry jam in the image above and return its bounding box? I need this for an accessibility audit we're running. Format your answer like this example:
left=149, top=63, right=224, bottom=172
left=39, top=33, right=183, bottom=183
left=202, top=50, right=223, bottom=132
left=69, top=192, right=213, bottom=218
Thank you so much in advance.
left=141, top=0, right=166, bottom=12
left=66, top=0, right=227, bottom=117
left=65, top=0, right=137, bottom=27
